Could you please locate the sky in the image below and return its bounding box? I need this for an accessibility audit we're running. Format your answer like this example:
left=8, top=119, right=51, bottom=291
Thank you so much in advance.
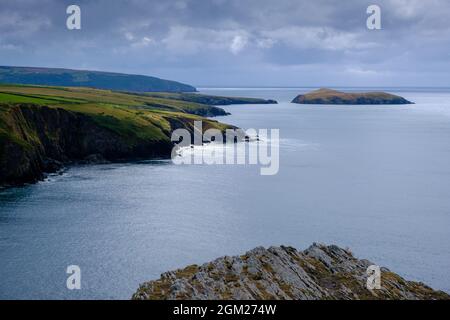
left=0, top=0, right=449, bottom=87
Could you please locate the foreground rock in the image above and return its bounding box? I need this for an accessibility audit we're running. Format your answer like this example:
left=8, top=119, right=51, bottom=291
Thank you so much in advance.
left=292, top=88, right=413, bottom=105
left=133, top=244, right=449, bottom=300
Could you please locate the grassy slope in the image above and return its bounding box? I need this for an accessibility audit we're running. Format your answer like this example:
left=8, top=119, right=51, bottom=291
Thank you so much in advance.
left=0, top=84, right=231, bottom=146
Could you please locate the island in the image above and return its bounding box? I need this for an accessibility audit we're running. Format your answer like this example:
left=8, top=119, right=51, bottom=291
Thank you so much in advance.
left=0, top=84, right=276, bottom=188
left=292, top=88, right=413, bottom=105
left=132, top=244, right=449, bottom=300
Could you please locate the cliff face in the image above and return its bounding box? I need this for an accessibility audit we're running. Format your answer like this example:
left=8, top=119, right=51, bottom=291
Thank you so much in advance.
left=292, top=88, right=413, bottom=105
left=0, top=104, right=172, bottom=187
left=132, top=244, right=449, bottom=300
left=0, top=84, right=257, bottom=188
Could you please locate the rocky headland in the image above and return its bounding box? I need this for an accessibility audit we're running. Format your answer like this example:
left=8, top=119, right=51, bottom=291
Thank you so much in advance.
left=1, top=85, right=266, bottom=188
left=142, top=92, right=278, bottom=106
left=133, top=244, right=449, bottom=300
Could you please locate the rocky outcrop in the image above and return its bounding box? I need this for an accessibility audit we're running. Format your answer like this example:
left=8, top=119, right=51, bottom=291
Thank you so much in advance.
left=144, top=101, right=230, bottom=117
left=132, top=244, right=449, bottom=300
left=292, top=88, right=413, bottom=105
left=185, top=105, right=231, bottom=117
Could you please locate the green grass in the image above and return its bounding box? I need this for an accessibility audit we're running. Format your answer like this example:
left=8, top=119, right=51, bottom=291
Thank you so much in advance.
left=0, top=84, right=234, bottom=152
left=0, top=107, right=39, bottom=150
left=0, top=92, right=61, bottom=105
left=0, top=85, right=220, bottom=113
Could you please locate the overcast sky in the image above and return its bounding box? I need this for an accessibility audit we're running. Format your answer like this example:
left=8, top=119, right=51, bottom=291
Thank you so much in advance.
left=1, top=0, right=449, bottom=87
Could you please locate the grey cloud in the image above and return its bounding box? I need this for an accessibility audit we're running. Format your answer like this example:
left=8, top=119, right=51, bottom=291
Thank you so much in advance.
left=0, top=0, right=449, bottom=86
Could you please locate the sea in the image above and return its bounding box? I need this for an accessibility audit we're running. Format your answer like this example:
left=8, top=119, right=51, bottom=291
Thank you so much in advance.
left=1, top=87, right=449, bottom=299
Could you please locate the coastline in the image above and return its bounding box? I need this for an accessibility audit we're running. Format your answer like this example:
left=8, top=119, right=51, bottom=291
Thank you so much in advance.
left=2, top=88, right=450, bottom=299
left=0, top=86, right=276, bottom=189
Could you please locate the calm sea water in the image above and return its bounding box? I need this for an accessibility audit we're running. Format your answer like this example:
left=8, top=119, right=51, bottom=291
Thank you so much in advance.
left=1, top=88, right=450, bottom=299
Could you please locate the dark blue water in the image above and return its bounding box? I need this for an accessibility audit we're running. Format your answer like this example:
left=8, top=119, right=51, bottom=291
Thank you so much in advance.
left=1, top=88, right=450, bottom=299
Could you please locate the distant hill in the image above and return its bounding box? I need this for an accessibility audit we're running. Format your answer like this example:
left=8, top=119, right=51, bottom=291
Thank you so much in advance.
left=292, top=88, right=413, bottom=105
left=0, top=66, right=196, bottom=93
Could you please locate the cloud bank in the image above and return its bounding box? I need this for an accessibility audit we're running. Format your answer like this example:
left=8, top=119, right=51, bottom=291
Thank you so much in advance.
left=0, top=0, right=449, bottom=86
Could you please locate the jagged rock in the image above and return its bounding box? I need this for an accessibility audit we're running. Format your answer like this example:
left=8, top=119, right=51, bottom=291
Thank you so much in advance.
left=132, top=244, right=449, bottom=300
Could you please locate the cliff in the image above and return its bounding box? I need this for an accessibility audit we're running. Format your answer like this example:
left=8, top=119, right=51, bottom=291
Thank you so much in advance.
left=292, top=88, right=413, bottom=105
left=0, top=84, right=239, bottom=188
left=0, top=104, right=166, bottom=186
left=0, top=104, right=229, bottom=187
left=132, top=244, right=449, bottom=300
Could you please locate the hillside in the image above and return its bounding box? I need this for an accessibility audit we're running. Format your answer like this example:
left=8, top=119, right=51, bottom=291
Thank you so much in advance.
left=142, top=92, right=278, bottom=105
left=0, top=66, right=196, bottom=93
left=292, top=88, right=413, bottom=105
left=0, top=85, right=242, bottom=187
left=133, top=244, right=449, bottom=300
